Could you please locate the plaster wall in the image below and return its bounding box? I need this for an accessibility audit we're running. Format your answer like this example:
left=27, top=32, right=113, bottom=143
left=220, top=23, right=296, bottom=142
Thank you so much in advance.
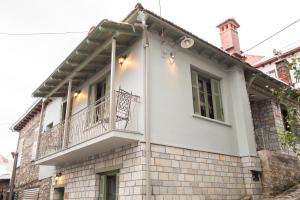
left=147, top=32, right=256, bottom=156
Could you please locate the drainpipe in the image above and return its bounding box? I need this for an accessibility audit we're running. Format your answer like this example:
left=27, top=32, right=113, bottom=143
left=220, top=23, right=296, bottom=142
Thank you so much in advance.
left=138, top=11, right=151, bottom=200
left=9, top=152, right=18, bottom=200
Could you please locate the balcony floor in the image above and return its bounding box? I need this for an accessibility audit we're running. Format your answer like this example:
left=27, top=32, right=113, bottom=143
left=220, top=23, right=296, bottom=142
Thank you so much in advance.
left=35, top=130, right=143, bottom=166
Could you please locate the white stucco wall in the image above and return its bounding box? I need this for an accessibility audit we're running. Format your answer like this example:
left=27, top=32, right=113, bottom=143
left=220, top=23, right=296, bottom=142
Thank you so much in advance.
left=147, top=32, right=256, bottom=156
left=43, top=98, right=63, bottom=130
left=41, top=32, right=257, bottom=157
left=38, top=165, right=56, bottom=180
left=42, top=38, right=144, bottom=133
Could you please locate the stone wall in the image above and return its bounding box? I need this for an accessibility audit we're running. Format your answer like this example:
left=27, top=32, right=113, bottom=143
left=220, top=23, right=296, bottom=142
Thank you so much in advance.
left=250, top=99, right=284, bottom=151
left=50, top=142, right=263, bottom=200
left=258, top=150, right=300, bottom=196
left=150, top=144, right=262, bottom=200
left=15, top=113, right=52, bottom=200
left=51, top=142, right=144, bottom=200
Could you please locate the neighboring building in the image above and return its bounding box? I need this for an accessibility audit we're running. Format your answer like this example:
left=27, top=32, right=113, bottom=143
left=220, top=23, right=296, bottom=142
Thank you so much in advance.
left=12, top=4, right=300, bottom=200
left=11, top=100, right=54, bottom=199
left=254, top=46, right=300, bottom=87
left=0, top=155, right=12, bottom=200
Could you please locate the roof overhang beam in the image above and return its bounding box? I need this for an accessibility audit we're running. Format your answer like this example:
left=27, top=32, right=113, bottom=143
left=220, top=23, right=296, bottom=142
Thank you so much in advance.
left=45, top=35, right=116, bottom=98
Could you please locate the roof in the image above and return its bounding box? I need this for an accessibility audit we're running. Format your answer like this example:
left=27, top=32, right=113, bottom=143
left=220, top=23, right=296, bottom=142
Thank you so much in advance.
left=216, top=18, right=240, bottom=28
left=32, top=20, right=142, bottom=97
left=11, top=99, right=51, bottom=131
left=32, top=3, right=288, bottom=98
left=254, top=45, right=300, bottom=68
left=245, top=54, right=264, bottom=65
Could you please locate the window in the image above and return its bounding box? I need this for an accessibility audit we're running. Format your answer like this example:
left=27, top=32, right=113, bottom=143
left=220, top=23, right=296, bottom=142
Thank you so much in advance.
left=280, top=104, right=291, bottom=131
left=191, top=69, right=224, bottom=121
left=46, top=122, right=53, bottom=130
left=61, top=101, right=67, bottom=122
left=99, top=172, right=119, bottom=200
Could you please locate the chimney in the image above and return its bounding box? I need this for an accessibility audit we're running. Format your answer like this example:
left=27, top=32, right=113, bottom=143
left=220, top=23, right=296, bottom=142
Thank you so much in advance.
left=275, top=59, right=292, bottom=85
left=217, top=18, right=241, bottom=56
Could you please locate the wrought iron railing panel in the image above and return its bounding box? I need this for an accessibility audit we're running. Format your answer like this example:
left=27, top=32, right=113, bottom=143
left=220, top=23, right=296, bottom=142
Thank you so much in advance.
left=38, top=122, right=64, bottom=158
left=68, top=96, right=110, bottom=147
left=37, top=90, right=140, bottom=159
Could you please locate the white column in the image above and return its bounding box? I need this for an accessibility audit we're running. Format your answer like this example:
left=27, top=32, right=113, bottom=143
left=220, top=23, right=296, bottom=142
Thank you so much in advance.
left=63, top=79, right=72, bottom=148
left=228, top=66, right=257, bottom=156
left=109, top=37, right=116, bottom=130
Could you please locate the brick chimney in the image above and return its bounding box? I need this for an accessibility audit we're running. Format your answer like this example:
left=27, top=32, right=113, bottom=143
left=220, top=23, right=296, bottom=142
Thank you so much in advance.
left=275, top=59, right=292, bottom=85
left=217, top=18, right=241, bottom=56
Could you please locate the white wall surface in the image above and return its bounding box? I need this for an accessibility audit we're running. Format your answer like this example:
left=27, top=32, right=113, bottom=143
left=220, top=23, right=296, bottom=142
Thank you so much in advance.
left=42, top=38, right=144, bottom=133
left=43, top=98, right=63, bottom=130
left=147, top=32, right=256, bottom=156
left=38, top=165, right=56, bottom=180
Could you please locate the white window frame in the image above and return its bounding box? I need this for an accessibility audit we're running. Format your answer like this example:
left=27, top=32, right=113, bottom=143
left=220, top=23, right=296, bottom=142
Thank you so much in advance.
left=191, top=68, right=224, bottom=121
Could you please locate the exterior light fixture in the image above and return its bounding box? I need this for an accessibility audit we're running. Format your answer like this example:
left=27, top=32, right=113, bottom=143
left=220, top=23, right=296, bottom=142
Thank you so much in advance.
left=74, top=90, right=80, bottom=97
left=180, top=36, right=194, bottom=49
left=55, top=172, right=62, bottom=181
left=169, top=52, right=175, bottom=64
left=118, top=55, right=127, bottom=66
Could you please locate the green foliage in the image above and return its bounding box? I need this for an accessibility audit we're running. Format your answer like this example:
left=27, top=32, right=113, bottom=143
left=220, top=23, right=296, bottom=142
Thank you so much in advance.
left=269, top=56, right=300, bottom=156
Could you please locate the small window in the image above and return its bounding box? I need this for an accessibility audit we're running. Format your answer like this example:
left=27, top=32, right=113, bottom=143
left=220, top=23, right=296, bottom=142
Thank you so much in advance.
left=61, top=101, right=67, bottom=122
left=280, top=104, right=291, bottom=131
left=46, top=122, right=53, bottom=131
left=191, top=69, right=224, bottom=121
left=99, top=172, right=119, bottom=200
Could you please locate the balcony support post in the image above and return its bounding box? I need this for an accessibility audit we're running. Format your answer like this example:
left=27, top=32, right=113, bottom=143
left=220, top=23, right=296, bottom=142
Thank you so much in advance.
left=109, top=37, right=116, bottom=130
left=36, top=98, right=46, bottom=159
left=63, top=79, right=72, bottom=148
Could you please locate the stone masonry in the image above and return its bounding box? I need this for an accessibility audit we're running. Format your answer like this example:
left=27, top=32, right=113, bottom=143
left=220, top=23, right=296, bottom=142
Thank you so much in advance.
left=250, top=99, right=284, bottom=151
left=50, top=142, right=262, bottom=200
left=15, top=113, right=52, bottom=200
left=258, top=150, right=300, bottom=196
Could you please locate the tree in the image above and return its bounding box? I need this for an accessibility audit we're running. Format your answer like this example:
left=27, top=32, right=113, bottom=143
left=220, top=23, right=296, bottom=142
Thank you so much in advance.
left=269, top=56, right=300, bottom=155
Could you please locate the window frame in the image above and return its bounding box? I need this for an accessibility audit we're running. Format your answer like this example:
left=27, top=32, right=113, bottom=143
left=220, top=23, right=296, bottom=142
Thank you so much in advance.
left=191, top=67, right=224, bottom=122
left=99, top=170, right=119, bottom=200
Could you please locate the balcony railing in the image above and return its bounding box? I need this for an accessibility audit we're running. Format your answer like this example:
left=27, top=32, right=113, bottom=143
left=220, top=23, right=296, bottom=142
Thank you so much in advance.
left=38, top=90, right=140, bottom=159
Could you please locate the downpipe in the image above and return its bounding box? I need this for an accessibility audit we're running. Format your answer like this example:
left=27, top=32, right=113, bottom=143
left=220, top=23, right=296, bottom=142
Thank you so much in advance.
left=137, top=11, right=151, bottom=200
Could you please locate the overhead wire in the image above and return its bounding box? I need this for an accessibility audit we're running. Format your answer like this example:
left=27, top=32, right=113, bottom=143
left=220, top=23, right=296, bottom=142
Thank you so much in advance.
left=0, top=31, right=87, bottom=36
left=243, top=18, right=300, bottom=53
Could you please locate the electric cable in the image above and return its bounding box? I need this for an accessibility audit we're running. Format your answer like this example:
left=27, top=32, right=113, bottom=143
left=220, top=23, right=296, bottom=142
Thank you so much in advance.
left=243, top=18, right=300, bottom=53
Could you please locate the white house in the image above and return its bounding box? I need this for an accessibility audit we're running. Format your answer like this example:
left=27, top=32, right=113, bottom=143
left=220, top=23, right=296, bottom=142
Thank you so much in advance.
left=12, top=4, right=298, bottom=200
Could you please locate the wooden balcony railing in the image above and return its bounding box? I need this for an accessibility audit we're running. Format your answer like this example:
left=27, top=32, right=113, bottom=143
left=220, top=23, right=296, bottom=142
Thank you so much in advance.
left=38, top=90, right=140, bottom=159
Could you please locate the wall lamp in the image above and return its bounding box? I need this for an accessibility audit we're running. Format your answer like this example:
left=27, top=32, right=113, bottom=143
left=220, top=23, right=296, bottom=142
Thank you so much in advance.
left=74, top=90, right=81, bottom=97
left=55, top=172, right=62, bottom=181
left=169, top=52, right=175, bottom=64
left=118, top=55, right=127, bottom=66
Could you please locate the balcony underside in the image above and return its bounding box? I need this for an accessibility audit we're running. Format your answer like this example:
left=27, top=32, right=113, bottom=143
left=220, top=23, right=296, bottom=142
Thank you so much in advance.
left=36, top=130, right=143, bottom=166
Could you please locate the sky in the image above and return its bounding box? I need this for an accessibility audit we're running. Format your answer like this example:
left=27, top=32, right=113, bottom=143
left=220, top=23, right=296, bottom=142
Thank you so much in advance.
left=1, top=0, right=300, bottom=157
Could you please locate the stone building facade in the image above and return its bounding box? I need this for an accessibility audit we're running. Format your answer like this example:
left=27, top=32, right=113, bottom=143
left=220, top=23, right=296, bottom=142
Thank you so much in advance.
left=49, top=142, right=262, bottom=200
left=250, top=98, right=284, bottom=151
left=12, top=101, right=53, bottom=200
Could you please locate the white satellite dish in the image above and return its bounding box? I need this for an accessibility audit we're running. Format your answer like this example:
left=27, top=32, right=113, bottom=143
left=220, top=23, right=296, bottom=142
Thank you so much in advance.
left=180, top=36, right=194, bottom=49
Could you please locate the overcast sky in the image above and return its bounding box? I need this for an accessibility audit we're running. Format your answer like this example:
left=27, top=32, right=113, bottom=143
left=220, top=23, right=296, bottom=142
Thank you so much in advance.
left=1, top=0, right=300, bottom=157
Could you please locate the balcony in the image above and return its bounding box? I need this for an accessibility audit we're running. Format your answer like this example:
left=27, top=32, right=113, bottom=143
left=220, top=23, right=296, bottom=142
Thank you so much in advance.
left=36, top=90, right=142, bottom=165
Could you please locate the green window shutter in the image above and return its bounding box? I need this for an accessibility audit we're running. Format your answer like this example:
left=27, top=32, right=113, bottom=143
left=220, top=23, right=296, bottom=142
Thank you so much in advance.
left=211, top=79, right=224, bottom=121
left=116, top=174, right=119, bottom=200
left=99, top=175, right=107, bottom=200
left=105, top=74, right=111, bottom=97
left=191, top=70, right=200, bottom=113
